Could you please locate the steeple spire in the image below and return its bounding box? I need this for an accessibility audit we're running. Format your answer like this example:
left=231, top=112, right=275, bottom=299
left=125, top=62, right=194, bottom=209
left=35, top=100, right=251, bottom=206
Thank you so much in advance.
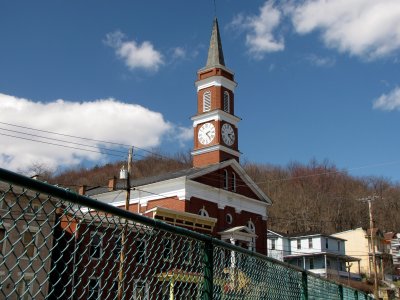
left=205, top=18, right=225, bottom=68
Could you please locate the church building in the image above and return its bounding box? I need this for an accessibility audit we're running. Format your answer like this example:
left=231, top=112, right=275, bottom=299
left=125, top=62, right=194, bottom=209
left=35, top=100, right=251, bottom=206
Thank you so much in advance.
left=87, top=18, right=272, bottom=254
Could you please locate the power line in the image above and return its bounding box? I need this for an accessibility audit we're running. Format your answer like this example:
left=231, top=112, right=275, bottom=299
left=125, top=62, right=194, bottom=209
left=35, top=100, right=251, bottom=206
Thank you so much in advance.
left=0, top=127, right=128, bottom=155
left=0, top=121, right=183, bottom=162
left=0, top=132, right=126, bottom=158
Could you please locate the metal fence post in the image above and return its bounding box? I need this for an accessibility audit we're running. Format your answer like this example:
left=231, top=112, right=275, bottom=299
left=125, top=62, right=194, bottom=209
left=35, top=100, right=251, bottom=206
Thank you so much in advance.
left=301, top=271, right=308, bottom=300
left=203, top=240, right=213, bottom=300
left=338, top=285, right=343, bottom=300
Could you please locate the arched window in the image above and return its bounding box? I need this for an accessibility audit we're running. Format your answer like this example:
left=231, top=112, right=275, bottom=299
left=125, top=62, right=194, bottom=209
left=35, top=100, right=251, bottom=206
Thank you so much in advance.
left=231, top=172, right=236, bottom=192
left=223, top=170, right=228, bottom=190
left=198, top=208, right=209, bottom=217
left=223, top=91, right=230, bottom=113
left=226, top=213, right=233, bottom=224
left=203, top=91, right=211, bottom=112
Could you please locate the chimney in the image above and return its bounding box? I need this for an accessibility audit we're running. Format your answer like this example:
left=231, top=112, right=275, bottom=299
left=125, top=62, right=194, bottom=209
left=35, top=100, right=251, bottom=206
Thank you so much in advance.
left=108, top=176, right=117, bottom=191
left=78, top=185, right=87, bottom=195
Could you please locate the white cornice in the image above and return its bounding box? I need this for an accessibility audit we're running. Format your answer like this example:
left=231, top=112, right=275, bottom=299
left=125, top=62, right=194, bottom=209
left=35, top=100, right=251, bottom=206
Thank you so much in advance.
left=191, top=110, right=241, bottom=127
left=195, top=76, right=237, bottom=92
left=186, top=180, right=268, bottom=217
left=191, top=145, right=240, bottom=157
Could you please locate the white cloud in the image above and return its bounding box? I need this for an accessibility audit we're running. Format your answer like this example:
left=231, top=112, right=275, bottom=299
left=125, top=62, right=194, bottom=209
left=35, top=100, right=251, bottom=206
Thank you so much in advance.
left=171, top=47, right=186, bottom=60
left=230, top=1, right=284, bottom=59
left=373, top=87, right=400, bottom=111
left=305, top=54, right=336, bottom=67
left=105, top=31, right=164, bottom=71
left=291, top=0, right=400, bottom=59
left=0, top=93, right=192, bottom=172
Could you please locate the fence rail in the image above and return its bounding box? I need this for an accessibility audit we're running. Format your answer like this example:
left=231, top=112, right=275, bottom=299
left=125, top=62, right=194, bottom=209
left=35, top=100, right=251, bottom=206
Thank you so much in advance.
left=0, top=168, right=372, bottom=299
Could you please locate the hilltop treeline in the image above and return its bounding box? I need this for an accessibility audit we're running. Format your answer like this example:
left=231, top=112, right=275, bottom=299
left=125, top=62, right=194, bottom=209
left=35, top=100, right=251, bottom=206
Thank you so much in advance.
left=34, top=154, right=399, bottom=234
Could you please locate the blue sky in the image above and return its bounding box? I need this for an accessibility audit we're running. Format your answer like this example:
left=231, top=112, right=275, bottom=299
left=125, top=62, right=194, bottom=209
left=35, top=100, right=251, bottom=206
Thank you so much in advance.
left=1, top=0, right=400, bottom=183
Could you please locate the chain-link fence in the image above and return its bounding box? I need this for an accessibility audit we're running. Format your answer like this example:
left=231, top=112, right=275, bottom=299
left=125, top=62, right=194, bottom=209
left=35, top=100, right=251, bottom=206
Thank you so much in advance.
left=0, top=168, right=372, bottom=299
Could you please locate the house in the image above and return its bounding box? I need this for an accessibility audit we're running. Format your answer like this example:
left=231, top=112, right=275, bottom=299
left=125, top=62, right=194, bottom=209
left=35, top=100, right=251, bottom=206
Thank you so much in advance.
left=384, top=232, right=400, bottom=277
left=267, top=230, right=361, bottom=280
left=0, top=181, right=56, bottom=300
left=53, top=17, right=272, bottom=299
left=332, top=227, right=393, bottom=280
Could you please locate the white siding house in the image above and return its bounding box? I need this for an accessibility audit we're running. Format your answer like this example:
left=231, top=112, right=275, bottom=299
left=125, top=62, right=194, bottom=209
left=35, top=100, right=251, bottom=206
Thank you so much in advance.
left=267, top=230, right=361, bottom=280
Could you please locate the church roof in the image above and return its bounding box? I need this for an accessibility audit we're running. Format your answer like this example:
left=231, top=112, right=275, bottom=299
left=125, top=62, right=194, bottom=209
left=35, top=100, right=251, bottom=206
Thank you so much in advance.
left=87, top=159, right=272, bottom=204
left=205, top=18, right=225, bottom=68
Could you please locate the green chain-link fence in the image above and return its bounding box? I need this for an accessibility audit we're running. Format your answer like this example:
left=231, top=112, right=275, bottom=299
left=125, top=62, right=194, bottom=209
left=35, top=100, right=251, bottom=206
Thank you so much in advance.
left=0, top=168, right=372, bottom=299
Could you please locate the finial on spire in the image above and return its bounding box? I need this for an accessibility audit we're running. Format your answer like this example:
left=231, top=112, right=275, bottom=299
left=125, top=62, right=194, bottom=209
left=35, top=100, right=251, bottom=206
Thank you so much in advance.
left=205, top=18, right=225, bottom=68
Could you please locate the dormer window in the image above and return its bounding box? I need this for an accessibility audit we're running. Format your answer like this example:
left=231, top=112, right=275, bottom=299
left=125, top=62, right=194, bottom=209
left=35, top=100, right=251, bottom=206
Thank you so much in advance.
left=231, top=172, right=236, bottom=192
left=203, top=91, right=211, bottom=112
left=223, top=91, right=230, bottom=113
left=223, top=170, right=228, bottom=190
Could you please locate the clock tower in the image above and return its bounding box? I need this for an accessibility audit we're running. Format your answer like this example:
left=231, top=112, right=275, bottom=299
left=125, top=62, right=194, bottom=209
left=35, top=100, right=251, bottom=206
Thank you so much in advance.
left=192, top=18, right=241, bottom=168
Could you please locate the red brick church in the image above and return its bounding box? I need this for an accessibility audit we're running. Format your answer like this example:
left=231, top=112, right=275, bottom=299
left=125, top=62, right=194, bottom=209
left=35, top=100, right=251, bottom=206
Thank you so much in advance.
left=88, top=18, right=271, bottom=254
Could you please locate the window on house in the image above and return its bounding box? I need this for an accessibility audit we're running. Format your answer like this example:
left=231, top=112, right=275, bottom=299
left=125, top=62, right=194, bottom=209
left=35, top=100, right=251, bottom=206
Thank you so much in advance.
left=183, top=240, right=193, bottom=264
left=198, top=208, right=209, bottom=217
left=309, top=258, right=314, bottom=269
left=88, top=278, right=100, bottom=300
left=114, top=234, right=122, bottom=261
left=325, top=238, right=329, bottom=249
left=337, top=241, right=340, bottom=251
left=90, top=233, right=102, bottom=259
left=225, top=213, right=233, bottom=224
left=297, top=239, right=301, bottom=250
left=327, top=259, right=331, bottom=268
left=26, top=201, right=40, bottom=214
left=308, top=238, right=313, bottom=249
left=111, top=280, right=119, bottom=299
left=0, top=228, right=5, bottom=254
left=134, top=280, right=148, bottom=300
left=223, top=91, right=230, bottom=113
left=163, top=238, right=173, bottom=261
left=231, top=172, right=236, bottom=192
left=136, top=239, right=146, bottom=264
left=1, top=197, right=8, bottom=210
left=223, top=170, right=228, bottom=190
left=271, top=239, right=276, bottom=250
left=203, top=91, right=211, bottom=112
left=297, top=259, right=302, bottom=267
left=22, top=229, right=37, bottom=258
left=18, top=275, right=33, bottom=300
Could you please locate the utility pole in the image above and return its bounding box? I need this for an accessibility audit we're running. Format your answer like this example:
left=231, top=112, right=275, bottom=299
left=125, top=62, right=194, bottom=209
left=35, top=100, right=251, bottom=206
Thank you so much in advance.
left=359, top=195, right=379, bottom=299
left=118, top=147, right=133, bottom=300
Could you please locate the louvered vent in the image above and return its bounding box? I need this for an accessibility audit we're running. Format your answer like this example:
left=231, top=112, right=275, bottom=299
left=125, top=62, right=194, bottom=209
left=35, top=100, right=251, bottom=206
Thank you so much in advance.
left=203, top=91, right=211, bottom=112
left=223, top=91, right=230, bottom=113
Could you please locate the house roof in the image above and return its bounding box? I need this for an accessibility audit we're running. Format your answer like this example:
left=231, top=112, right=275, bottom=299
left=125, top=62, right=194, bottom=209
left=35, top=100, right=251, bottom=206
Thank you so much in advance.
left=267, top=229, right=290, bottom=238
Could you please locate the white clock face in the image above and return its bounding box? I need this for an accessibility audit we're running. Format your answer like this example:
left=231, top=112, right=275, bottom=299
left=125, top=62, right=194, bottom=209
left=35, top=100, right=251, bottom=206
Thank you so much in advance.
left=221, top=123, right=235, bottom=146
left=198, top=122, right=216, bottom=145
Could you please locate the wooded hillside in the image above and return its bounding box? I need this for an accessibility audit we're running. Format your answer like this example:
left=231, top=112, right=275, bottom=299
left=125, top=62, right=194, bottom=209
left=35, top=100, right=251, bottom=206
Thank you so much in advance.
left=39, top=154, right=399, bottom=235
